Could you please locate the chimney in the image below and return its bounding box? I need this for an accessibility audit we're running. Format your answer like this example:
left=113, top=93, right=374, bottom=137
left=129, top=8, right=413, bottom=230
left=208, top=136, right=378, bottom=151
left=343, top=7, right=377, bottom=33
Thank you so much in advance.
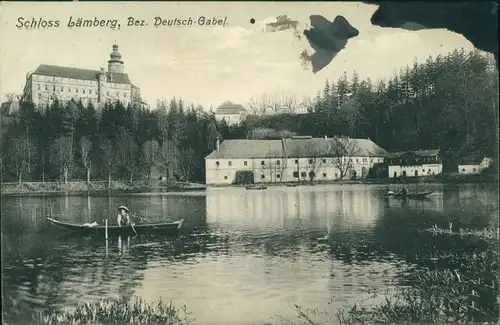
left=216, top=137, right=220, bottom=151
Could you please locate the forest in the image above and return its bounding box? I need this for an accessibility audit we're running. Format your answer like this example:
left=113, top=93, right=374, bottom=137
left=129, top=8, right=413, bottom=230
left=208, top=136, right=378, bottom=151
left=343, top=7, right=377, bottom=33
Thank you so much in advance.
left=0, top=49, right=498, bottom=184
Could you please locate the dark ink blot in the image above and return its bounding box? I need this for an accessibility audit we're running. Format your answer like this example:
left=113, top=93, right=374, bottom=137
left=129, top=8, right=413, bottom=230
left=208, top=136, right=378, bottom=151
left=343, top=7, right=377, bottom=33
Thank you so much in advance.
left=265, top=15, right=300, bottom=32
left=250, top=18, right=255, bottom=24
left=302, top=15, right=359, bottom=74
left=365, top=1, right=498, bottom=66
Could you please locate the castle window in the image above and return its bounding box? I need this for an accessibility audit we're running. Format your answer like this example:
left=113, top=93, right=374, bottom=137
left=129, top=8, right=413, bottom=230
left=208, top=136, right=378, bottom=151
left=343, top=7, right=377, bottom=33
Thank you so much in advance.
left=244, top=161, right=248, bottom=166
left=44, top=85, right=47, bottom=90
left=261, top=161, right=265, bottom=166
left=76, top=89, right=78, bottom=93
left=295, top=159, right=298, bottom=164
left=276, top=160, right=280, bottom=165
left=277, top=174, right=281, bottom=179
left=322, top=159, right=326, bottom=163
left=52, top=86, right=55, bottom=91
left=60, top=87, right=63, bottom=92
left=89, top=89, right=92, bottom=94
left=323, top=173, right=327, bottom=177
left=83, top=89, right=85, bottom=94
left=228, top=161, right=232, bottom=166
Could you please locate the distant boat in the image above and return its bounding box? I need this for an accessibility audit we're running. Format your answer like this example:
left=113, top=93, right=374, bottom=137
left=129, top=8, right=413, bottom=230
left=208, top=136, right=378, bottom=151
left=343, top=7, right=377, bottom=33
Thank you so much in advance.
left=46, top=217, right=184, bottom=237
left=245, top=185, right=268, bottom=190
left=387, top=191, right=434, bottom=199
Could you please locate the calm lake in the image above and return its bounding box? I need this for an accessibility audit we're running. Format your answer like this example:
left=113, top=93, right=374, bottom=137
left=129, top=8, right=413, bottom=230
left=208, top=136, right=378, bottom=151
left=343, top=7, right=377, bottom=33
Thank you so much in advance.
left=1, top=183, right=498, bottom=325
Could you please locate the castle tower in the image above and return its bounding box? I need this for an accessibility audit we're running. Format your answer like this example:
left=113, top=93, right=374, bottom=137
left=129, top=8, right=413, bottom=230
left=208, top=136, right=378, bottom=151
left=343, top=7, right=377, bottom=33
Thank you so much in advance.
left=98, top=66, right=106, bottom=102
left=107, top=44, right=124, bottom=73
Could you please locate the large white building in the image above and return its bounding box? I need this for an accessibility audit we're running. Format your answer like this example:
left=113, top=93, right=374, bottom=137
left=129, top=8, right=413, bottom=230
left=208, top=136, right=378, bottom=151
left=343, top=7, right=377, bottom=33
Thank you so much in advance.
left=22, top=44, right=142, bottom=109
left=214, top=101, right=246, bottom=125
left=387, top=149, right=443, bottom=178
left=204, top=136, right=388, bottom=185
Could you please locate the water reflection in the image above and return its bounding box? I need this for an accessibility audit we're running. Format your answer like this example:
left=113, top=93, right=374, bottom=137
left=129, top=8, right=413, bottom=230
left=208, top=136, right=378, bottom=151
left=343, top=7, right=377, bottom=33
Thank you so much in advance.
left=1, top=184, right=498, bottom=325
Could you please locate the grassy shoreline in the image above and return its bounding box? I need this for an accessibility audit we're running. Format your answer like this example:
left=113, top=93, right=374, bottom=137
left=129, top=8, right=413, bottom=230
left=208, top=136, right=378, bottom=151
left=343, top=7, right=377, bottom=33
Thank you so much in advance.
left=0, top=180, right=207, bottom=196
left=3, top=297, right=193, bottom=325
left=298, top=226, right=500, bottom=325
left=1, top=173, right=497, bottom=196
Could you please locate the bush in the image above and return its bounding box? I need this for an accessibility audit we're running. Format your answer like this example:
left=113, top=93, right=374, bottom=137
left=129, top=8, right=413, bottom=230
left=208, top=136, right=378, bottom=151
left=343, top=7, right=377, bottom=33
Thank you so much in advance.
left=335, top=226, right=499, bottom=324
left=8, top=297, right=193, bottom=325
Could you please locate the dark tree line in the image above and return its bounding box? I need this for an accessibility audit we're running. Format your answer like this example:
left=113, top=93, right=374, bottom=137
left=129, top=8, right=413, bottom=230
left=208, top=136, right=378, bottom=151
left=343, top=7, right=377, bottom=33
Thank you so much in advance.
left=0, top=49, right=497, bottom=183
left=247, top=49, right=498, bottom=171
left=0, top=97, right=245, bottom=184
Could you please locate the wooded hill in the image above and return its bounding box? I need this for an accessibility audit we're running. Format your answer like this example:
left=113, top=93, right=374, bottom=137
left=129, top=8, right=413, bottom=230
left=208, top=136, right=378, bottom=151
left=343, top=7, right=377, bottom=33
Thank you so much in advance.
left=1, top=49, right=497, bottom=183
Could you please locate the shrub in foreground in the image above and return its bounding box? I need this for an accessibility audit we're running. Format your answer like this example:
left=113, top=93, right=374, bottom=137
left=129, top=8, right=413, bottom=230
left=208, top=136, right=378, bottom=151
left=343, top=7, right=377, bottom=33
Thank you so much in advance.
left=334, top=226, right=499, bottom=325
left=29, top=297, right=192, bottom=325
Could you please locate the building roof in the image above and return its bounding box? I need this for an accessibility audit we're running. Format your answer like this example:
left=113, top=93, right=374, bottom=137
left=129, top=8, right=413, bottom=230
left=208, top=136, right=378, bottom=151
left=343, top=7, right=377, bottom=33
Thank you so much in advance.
left=458, top=157, right=484, bottom=165
left=215, top=101, right=246, bottom=115
left=386, top=149, right=440, bottom=159
left=205, top=137, right=388, bottom=159
left=32, top=64, right=132, bottom=84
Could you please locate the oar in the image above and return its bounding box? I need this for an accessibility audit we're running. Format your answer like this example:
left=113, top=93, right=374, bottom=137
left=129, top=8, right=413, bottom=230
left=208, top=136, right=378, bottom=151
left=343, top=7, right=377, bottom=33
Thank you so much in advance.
left=130, top=222, right=137, bottom=236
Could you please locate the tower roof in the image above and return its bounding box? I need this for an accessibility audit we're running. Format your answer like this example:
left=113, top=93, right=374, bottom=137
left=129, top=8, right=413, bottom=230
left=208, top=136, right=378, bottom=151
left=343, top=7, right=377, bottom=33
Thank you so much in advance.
left=109, top=44, right=123, bottom=63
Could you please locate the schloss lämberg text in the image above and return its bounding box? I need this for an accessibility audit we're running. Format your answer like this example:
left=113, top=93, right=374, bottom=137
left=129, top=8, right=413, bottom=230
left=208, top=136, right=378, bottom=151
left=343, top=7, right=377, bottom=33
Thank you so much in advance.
left=15, top=16, right=228, bottom=29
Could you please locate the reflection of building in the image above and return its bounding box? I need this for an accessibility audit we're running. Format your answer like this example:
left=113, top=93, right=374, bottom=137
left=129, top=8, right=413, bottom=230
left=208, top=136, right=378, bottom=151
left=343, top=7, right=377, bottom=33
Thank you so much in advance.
left=205, top=186, right=380, bottom=228
left=22, top=44, right=143, bottom=109
left=387, top=149, right=442, bottom=178
left=214, top=101, right=246, bottom=125
left=205, top=136, right=388, bottom=185
left=458, top=157, right=493, bottom=174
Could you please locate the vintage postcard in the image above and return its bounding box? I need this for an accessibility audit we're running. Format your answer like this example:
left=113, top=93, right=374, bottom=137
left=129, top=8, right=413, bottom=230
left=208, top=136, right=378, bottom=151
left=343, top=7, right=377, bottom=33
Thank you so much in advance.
left=0, top=1, right=498, bottom=325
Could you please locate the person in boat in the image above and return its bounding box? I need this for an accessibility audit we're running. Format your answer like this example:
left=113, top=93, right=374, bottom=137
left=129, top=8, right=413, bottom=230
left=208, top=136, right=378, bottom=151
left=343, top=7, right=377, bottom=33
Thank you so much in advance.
left=117, top=206, right=131, bottom=227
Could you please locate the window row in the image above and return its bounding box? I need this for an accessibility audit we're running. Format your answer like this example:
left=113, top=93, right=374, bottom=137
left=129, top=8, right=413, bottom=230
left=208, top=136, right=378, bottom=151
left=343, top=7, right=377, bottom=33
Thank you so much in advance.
left=37, top=84, right=129, bottom=98
left=214, top=157, right=381, bottom=167
left=221, top=171, right=346, bottom=180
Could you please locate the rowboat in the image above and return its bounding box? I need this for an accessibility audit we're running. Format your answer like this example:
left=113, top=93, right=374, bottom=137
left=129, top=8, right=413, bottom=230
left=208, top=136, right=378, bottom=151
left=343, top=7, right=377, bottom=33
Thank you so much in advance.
left=245, top=185, right=267, bottom=190
left=388, top=191, right=434, bottom=199
left=46, top=217, right=184, bottom=237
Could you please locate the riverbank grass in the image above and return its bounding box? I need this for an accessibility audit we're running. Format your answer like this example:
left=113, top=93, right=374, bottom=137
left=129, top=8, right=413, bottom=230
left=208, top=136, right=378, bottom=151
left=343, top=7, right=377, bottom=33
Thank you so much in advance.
left=334, top=225, right=499, bottom=325
left=29, top=297, right=192, bottom=325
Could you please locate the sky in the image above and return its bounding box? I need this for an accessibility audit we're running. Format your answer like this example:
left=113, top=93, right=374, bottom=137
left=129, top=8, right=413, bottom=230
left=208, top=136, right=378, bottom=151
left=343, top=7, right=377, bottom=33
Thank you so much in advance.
left=0, top=2, right=478, bottom=110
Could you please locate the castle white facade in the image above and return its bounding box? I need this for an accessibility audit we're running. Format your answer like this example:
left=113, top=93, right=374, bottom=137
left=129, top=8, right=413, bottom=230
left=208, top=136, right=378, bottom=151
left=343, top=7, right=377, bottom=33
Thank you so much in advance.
left=22, top=44, right=141, bottom=109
